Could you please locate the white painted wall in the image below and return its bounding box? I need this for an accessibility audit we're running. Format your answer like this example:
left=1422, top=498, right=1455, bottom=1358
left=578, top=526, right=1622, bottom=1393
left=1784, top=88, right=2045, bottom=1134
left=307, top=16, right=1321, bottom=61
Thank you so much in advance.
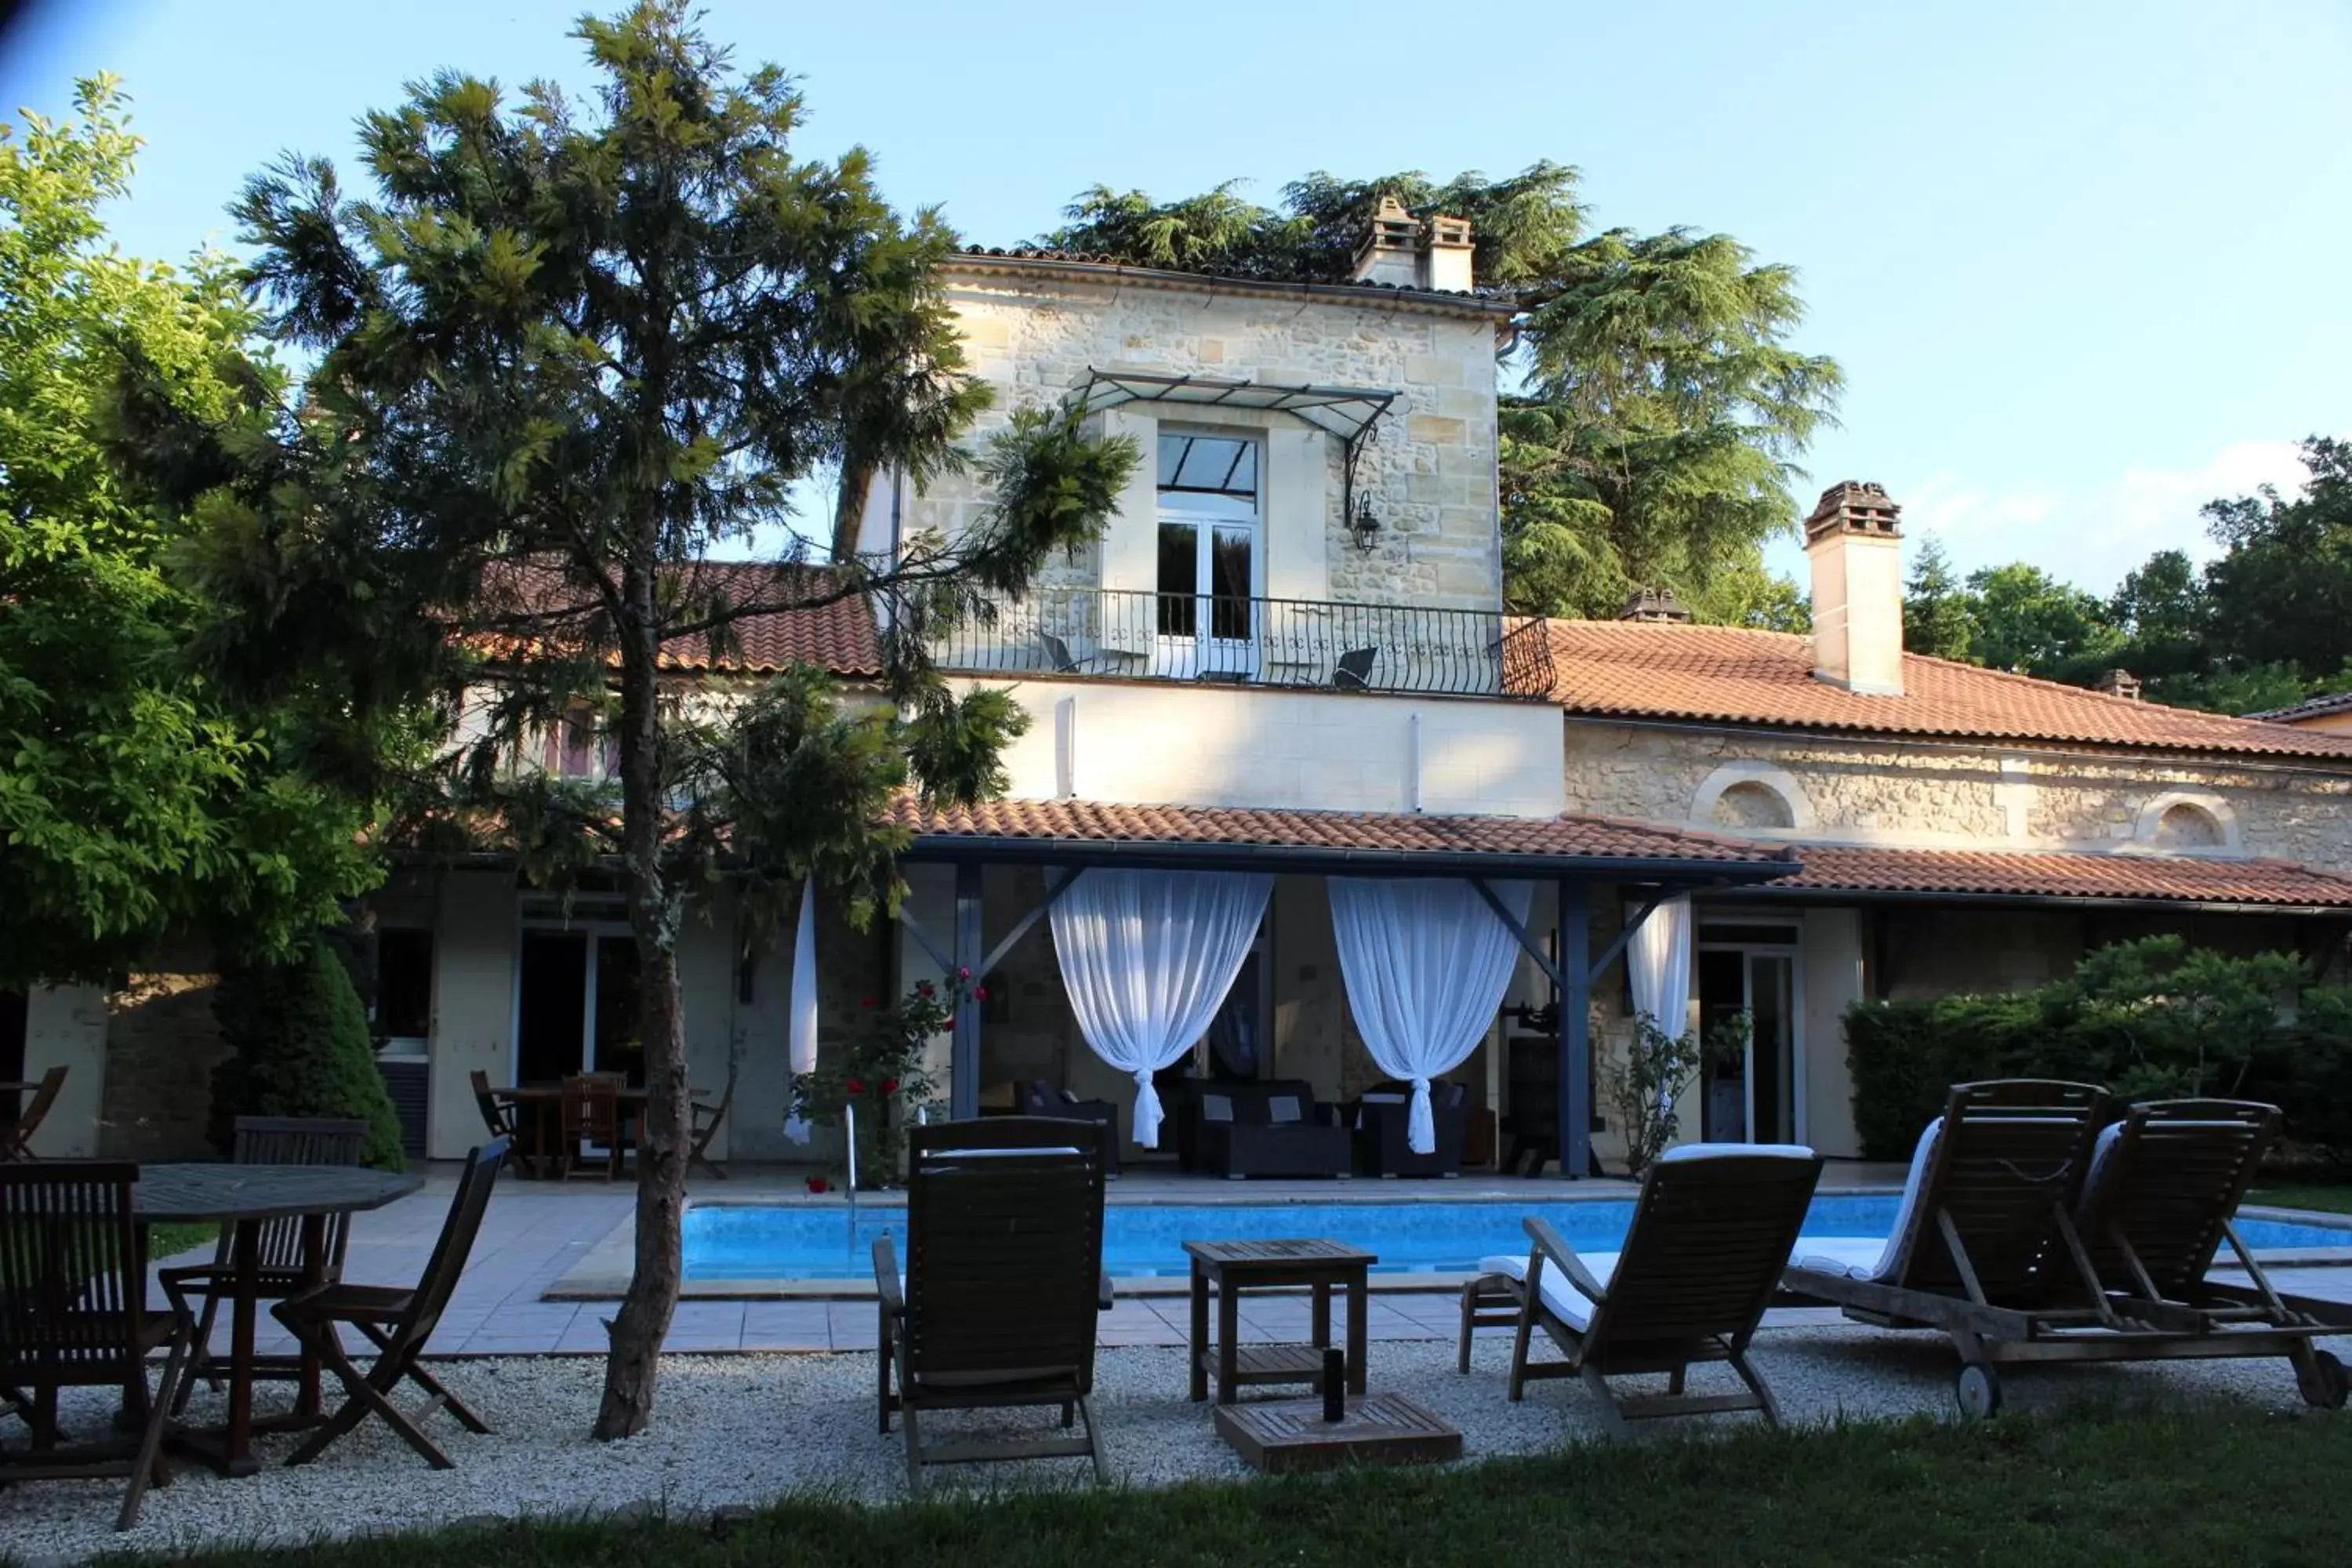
left=21, top=985, right=106, bottom=1156
left=425, top=872, right=520, bottom=1160
left=1801, top=906, right=1867, bottom=1159
left=979, top=679, right=1564, bottom=818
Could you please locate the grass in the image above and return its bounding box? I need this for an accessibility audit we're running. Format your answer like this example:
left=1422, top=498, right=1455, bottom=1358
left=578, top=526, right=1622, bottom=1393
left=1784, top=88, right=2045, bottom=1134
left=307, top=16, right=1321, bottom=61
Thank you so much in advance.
left=2245, top=1181, right=2352, bottom=1217
left=59, top=1402, right=2352, bottom=1568
left=147, top=1220, right=223, bottom=1260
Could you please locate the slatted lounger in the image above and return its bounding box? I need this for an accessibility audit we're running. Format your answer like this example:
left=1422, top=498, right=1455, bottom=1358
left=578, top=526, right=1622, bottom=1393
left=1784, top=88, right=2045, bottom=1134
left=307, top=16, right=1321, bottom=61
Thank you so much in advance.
left=1780, top=1081, right=2349, bottom=1417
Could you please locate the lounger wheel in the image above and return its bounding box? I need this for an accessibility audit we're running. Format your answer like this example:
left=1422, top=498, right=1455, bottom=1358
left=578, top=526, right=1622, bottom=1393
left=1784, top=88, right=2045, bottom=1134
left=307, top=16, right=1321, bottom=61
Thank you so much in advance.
left=2297, top=1349, right=2349, bottom=1410
left=1955, top=1363, right=2002, bottom=1421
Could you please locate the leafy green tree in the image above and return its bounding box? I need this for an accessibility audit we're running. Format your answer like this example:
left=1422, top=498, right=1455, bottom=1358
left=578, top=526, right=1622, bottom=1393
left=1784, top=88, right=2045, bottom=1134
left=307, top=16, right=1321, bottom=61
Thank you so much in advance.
left=125, top=5, right=1135, bottom=1437
left=1964, top=562, right=2124, bottom=680
left=1901, top=535, right=1978, bottom=662
left=2105, top=548, right=2209, bottom=684
left=0, top=76, right=376, bottom=990
left=210, top=935, right=405, bottom=1169
left=1049, top=169, right=1841, bottom=622
left=2200, top=437, right=2352, bottom=678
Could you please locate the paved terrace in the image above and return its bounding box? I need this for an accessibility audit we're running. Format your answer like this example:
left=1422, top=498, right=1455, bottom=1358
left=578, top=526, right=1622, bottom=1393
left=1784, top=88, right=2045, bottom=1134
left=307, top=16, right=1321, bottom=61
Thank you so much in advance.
left=154, top=1162, right=2352, bottom=1361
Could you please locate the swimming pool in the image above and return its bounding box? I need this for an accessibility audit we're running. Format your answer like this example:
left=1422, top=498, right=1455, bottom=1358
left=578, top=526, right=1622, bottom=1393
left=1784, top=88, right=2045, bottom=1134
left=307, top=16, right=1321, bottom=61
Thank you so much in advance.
left=679, top=1196, right=2352, bottom=1282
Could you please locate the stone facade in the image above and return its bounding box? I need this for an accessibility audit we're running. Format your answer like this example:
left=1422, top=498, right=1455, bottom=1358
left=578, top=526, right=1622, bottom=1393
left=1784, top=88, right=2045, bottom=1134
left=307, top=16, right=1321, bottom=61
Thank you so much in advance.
left=871, top=261, right=1509, bottom=614
left=1561, top=718, right=2352, bottom=871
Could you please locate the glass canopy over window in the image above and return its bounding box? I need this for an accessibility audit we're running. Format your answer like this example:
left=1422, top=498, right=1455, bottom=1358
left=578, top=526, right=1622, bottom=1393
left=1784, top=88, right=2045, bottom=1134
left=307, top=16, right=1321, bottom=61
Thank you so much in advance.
left=1156, top=433, right=1259, bottom=521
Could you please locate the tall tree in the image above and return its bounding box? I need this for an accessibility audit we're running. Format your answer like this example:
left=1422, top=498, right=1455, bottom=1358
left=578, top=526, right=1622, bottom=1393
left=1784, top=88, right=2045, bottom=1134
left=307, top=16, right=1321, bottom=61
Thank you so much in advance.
left=126, top=4, right=1134, bottom=1437
left=2200, top=437, right=2352, bottom=677
left=0, top=76, right=375, bottom=990
left=1964, top=562, right=2124, bottom=680
left=1901, top=535, right=1977, bottom=662
left=1049, top=170, right=1839, bottom=622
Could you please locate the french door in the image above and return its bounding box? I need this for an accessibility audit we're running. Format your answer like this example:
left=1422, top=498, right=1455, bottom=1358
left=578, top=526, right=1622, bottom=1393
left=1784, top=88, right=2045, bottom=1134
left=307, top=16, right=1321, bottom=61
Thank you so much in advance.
left=514, top=925, right=644, bottom=1087
left=1155, top=431, right=1259, bottom=679
left=1695, top=929, right=1802, bottom=1145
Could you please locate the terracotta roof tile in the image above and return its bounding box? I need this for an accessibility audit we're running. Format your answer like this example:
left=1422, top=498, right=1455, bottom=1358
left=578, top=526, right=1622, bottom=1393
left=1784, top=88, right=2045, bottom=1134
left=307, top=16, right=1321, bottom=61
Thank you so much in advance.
left=481, top=561, right=880, bottom=677
left=1530, top=619, right=2352, bottom=760
left=891, top=797, right=1790, bottom=870
left=1765, top=844, right=2352, bottom=908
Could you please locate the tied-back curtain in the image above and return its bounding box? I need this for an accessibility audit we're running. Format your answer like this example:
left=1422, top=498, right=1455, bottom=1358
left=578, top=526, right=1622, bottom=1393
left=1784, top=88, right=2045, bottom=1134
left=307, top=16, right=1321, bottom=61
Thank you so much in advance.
left=1327, top=877, right=1533, bottom=1154
left=1051, top=869, right=1273, bottom=1148
left=783, top=875, right=818, bottom=1144
left=1624, top=895, right=1693, bottom=1040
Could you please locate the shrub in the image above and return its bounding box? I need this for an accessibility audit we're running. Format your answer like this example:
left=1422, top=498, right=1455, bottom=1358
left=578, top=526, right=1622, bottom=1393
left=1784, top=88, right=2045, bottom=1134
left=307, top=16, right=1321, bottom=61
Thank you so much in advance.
left=209, top=935, right=405, bottom=1169
left=1600, top=1015, right=1706, bottom=1178
left=1844, top=936, right=2350, bottom=1167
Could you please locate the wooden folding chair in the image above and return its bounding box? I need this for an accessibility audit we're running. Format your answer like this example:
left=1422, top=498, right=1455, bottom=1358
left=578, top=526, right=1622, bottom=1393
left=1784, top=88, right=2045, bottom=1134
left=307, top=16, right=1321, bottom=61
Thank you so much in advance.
left=0, top=1161, right=194, bottom=1530
left=467, top=1069, right=520, bottom=1141
left=688, top=1065, right=736, bottom=1181
left=0, top=1065, right=68, bottom=1162
left=271, top=1138, right=510, bottom=1468
left=158, top=1116, right=372, bottom=1410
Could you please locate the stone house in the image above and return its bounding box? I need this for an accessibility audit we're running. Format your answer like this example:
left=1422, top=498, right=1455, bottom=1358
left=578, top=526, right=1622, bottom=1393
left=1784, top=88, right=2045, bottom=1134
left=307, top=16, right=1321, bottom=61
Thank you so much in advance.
left=13, top=203, right=2352, bottom=1172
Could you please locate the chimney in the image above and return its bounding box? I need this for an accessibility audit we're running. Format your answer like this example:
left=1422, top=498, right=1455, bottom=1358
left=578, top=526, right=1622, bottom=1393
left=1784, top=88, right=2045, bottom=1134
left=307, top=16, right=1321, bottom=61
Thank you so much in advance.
left=1619, top=587, right=1692, bottom=623
left=2092, top=668, right=2143, bottom=701
left=1804, top=481, right=1905, bottom=695
left=1419, top=212, right=1473, bottom=292
left=1350, top=195, right=1421, bottom=289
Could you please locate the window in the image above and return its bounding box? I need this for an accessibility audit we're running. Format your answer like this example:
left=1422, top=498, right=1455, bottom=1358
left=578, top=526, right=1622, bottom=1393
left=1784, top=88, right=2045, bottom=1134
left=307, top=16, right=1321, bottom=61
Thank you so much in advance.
left=375, top=929, right=434, bottom=1041
left=544, top=702, right=615, bottom=779
left=1156, top=432, right=1258, bottom=655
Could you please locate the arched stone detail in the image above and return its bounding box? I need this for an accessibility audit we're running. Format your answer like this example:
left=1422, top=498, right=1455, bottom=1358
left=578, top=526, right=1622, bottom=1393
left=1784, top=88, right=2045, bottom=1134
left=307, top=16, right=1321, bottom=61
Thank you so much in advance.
left=1691, top=764, right=1814, bottom=833
left=2134, top=790, right=2241, bottom=855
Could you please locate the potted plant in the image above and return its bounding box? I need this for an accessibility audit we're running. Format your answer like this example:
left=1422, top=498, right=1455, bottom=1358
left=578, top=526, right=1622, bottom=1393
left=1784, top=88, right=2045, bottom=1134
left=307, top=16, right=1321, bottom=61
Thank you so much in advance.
left=789, top=973, right=968, bottom=1187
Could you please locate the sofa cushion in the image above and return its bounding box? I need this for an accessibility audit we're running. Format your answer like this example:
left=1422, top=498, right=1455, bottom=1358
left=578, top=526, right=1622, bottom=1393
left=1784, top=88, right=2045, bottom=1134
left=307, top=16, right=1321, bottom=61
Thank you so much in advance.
left=1200, top=1094, right=1235, bottom=1123
left=1058, top=1087, right=1082, bottom=1105
left=1267, top=1094, right=1303, bottom=1124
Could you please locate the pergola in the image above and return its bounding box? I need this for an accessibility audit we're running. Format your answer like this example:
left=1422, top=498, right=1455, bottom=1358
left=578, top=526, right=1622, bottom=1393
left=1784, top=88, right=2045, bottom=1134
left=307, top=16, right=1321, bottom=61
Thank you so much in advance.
left=885, top=801, right=1799, bottom=1178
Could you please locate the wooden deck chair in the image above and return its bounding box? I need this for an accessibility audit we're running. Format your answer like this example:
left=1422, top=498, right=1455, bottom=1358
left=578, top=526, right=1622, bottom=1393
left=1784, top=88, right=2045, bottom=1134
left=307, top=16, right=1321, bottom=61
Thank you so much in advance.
left=0, top=1066, right=67, bottom=1162
left=271, top=1138, right=510, bottom=1468
left=0, top=1161, right=194, bottom=1530
left=467, top=1069, right=519, bottom=1141
left=1457, top=1144, right=1822, bottom=1435
left=873, top=1117, right=1112, bottom=1496
left=688, top=1065, right=736, bottom=1181
left=1782, top=1080, right=2122, bottom=1417
left=2071, top=1099, right=2347, bottom=1408
left=159, top=1116, right=372, bottom=1410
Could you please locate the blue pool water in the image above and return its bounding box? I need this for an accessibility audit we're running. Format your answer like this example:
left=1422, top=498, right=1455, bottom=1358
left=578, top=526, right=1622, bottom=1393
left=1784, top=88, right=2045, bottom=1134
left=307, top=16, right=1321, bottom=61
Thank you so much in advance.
left=680, top=1196, right=2352, bottom=1282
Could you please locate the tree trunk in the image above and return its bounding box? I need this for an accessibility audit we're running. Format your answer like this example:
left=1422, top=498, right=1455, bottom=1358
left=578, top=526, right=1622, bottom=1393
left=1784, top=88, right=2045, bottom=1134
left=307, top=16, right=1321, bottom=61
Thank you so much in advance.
left=593, top=554, right=689, bottom=1439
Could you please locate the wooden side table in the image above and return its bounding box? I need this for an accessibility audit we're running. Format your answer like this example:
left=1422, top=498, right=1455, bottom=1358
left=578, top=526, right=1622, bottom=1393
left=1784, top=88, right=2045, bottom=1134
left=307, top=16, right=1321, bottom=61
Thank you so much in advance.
left=1184, top=1238, right=1377, bottom=1405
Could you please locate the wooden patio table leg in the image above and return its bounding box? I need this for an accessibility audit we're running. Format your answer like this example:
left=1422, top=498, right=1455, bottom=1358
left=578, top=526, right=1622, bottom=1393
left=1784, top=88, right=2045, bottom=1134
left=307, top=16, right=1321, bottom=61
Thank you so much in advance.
left=294, top=1214, right=328, bottom=1419
left=1189, top=1258, right=1210, bottom=1402
left=223, top=1218, right=261, bottom=1475
left=1345, top=1270, right=1368, bottom=1394
left=1217, top=1270, right=1241, bottom=1406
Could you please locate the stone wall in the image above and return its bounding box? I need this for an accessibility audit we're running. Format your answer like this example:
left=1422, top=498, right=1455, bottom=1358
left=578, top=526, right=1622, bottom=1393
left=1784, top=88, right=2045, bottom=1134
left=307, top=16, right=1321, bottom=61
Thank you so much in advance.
left=885, top=263, right=1507, bottom=613
left=1562, top=718, right=2352, bottom=870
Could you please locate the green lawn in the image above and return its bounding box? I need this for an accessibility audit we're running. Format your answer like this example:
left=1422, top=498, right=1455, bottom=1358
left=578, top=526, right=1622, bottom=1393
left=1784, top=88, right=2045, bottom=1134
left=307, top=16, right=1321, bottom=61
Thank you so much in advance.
left=2245, top=1182, right=2352, bottom=1216
left=65, top=1403, right=2351, bottom=1568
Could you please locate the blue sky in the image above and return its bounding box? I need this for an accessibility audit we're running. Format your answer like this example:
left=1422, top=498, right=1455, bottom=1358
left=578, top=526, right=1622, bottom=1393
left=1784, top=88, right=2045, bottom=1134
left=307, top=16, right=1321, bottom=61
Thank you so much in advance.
left=5, top=0, right=2347, bottom=593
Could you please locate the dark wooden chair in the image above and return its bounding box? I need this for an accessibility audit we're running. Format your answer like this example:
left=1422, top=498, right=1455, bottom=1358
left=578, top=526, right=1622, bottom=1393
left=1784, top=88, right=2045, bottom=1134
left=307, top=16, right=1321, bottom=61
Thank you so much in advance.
left=873, top=1117, right=1112, bottom=1495
left=468, top=1069, right=519, bottom=1142
left=0, top=1160, right=194, bottom=1530
left=688, top=1066, right=737, bottom=1181
left=1461, top=1144, right=1822, bottom=1435
left=271, top=1138, right=510, bottom=1468
left=157, top=1115, right=372, bottom=1411
left=0, top=1065, right=68, bottom=1162
left=559, top=1073, right=626, bottom=1180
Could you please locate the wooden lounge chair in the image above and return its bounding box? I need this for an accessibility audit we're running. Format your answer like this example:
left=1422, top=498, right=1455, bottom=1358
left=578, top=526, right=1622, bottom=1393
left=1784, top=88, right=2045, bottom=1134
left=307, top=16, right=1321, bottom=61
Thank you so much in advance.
left=0, top=1160, right=194, bottom=1530
left=1457, top=1143, right=1823, bottom=1434
left=0, top=1065, right=67, bottom=1162
left=2071, top=1099, right=2347, bottom=1406
left=158, top=1115, right=372, bottom=1410
left=1780, top=1080, right=2347, bottom=1417
left=271, top=1138, right=510, bottom=1468
left=873, top=1116, right=1112, bottom=1495
left=688, top=1065, right=736, bottom=1181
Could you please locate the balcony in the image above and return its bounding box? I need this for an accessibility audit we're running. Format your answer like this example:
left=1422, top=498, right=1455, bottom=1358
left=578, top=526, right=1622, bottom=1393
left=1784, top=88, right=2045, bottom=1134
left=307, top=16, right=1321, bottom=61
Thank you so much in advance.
left=931, top=586, right=1556, bottom=701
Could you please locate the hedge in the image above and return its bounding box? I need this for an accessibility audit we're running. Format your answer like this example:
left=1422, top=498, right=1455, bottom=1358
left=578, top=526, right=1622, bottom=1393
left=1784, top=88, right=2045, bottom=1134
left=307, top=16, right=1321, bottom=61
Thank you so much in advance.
left=209, top=935, right=406, bottom=1169
left=1844, top=935, right=2352, bottom=1164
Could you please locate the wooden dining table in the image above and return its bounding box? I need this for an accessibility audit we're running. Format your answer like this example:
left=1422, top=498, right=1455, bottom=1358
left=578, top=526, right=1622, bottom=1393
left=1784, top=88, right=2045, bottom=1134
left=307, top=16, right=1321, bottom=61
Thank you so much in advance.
left=137, top=1162, right=423, bottom=1475
left=499, top=1083, right=708, bottom=1177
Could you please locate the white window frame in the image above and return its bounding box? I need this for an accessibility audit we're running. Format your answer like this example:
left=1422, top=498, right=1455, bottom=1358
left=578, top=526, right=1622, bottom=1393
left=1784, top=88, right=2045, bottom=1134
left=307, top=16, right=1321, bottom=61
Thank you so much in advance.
left=1154, top=427, right=1264, bottom=678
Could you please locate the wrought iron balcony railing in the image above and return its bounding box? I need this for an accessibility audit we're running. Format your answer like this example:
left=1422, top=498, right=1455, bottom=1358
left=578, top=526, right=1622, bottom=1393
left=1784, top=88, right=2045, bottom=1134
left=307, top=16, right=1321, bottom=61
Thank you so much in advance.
left=930, top=586, right=1555, bottom=700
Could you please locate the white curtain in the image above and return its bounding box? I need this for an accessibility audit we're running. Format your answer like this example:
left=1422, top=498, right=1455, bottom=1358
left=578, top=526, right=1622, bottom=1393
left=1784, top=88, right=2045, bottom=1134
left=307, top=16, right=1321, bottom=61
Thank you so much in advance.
left=1051, top=869, right=1273, bottom=1148
left=783, top=874, right=819, bottom=1143
left=1624, top=895, right=1693, bottom=1039
left=1327, top=877, right=1534, bottom=1154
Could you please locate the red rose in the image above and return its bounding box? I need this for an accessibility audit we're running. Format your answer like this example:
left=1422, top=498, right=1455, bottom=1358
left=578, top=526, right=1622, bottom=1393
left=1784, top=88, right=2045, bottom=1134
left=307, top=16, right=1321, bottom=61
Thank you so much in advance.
left=974, top=985, right=988, bottom=1000
left=881, top=1077, right=900, bottom=1095
left=957, top=966, right=971, bottom=980
left=805, top=1175, right=829, bottom=1194
left=846, top=1076, right=866, bottom=1094
left=914, top=979, right=933, bottom=996
left=859, top=996, right=877, bottom=1009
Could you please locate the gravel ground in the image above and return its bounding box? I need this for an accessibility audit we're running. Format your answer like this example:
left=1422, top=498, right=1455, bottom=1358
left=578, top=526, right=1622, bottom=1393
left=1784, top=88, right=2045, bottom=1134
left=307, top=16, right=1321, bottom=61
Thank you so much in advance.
left=5, top=1324, right=2347, bottom=1563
